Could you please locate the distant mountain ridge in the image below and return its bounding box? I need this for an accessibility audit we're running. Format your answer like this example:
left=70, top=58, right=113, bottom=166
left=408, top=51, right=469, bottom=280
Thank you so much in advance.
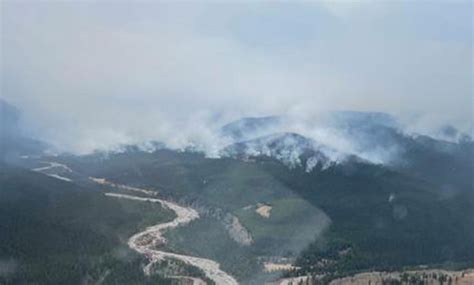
left=221, top=132, right=351, bottom=172
left=217, top=112, right=472, bottom=170
left=3, top=99, right=472, bottom=185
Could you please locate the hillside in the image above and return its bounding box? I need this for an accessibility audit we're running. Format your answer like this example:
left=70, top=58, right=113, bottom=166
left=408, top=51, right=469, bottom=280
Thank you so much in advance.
left=0, top=165, right=174, bottom=284
left=45, top=138, right=474, bottom=282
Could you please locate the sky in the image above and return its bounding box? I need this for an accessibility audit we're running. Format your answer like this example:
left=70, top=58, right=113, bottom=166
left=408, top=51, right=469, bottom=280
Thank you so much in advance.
left=1, top=0, right=473, bottom=153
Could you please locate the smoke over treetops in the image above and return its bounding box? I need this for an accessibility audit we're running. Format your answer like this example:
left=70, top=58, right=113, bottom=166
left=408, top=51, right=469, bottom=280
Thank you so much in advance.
left=1, top=1, right=472, bottom=160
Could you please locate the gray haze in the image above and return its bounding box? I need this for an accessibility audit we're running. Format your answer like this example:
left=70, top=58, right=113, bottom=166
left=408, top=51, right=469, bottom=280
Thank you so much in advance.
left=1, top=1, right=472, bottom=154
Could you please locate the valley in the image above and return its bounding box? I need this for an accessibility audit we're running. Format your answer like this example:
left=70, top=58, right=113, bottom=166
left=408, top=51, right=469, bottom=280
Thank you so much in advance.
left=2, top=109, right=473, bottom=284
left=99, top=181, right=238, bottom=284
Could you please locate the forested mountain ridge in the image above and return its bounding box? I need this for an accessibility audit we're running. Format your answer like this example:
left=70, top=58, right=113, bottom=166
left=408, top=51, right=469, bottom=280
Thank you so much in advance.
left=1, top=107, right=473, bottom=284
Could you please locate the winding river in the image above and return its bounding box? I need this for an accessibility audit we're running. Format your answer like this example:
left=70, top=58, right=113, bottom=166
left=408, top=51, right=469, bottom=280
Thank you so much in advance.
left=95, top=179, right=238, bottom=285
left=32, top=161, right=238, bottom=284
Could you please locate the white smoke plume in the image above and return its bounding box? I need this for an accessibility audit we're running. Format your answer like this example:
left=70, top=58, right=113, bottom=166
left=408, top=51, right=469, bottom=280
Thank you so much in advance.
left=2, top=1, right=472, bottom=159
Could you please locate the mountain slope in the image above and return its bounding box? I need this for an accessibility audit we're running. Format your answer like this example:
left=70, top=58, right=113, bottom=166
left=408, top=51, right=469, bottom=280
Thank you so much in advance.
left=52, top=144, right=474, bottom=281
left=0, top=165, right=174, bottom=284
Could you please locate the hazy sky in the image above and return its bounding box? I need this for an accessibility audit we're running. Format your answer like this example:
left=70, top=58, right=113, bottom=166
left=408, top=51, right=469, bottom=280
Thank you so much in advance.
left=1, top=1, right=472, bottom=153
